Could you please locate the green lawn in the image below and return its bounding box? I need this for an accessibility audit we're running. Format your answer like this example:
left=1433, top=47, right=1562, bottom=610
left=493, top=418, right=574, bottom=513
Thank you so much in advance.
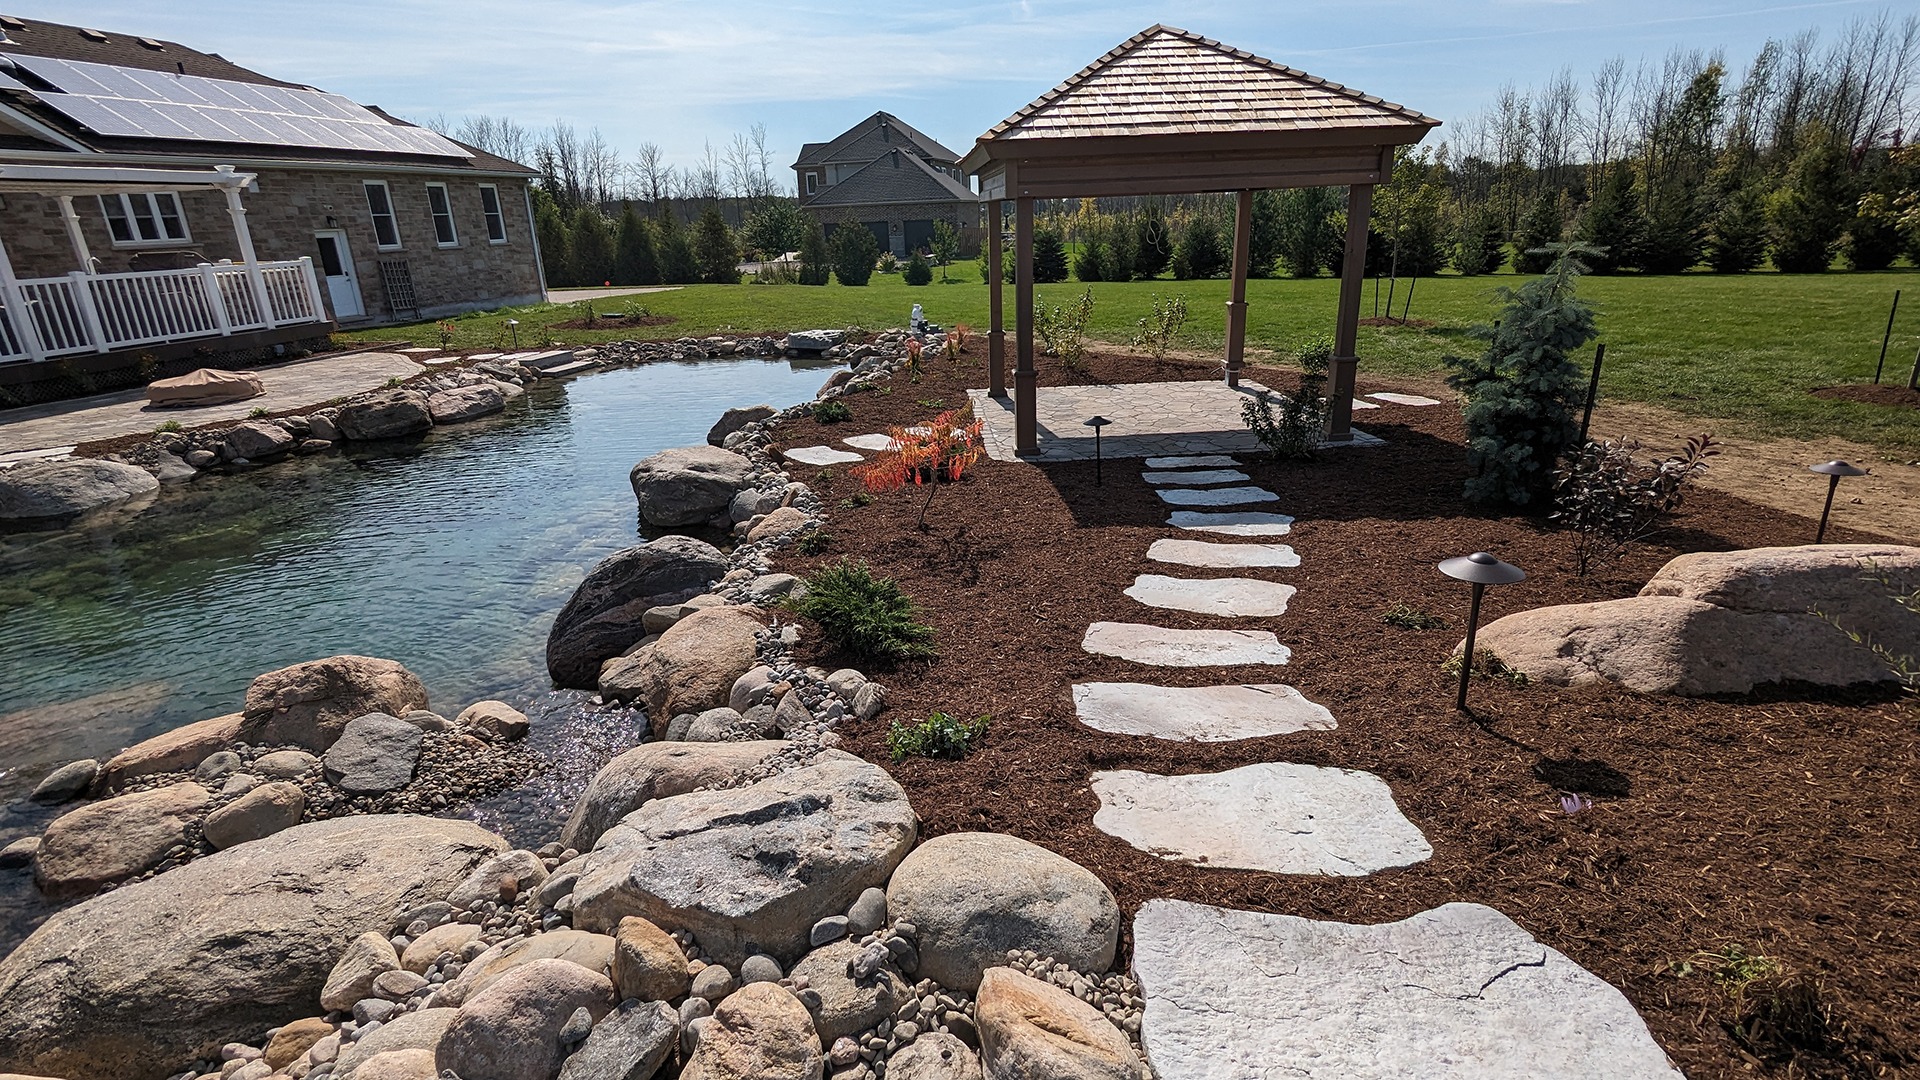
left=344, top=264, right=1920, bottom=458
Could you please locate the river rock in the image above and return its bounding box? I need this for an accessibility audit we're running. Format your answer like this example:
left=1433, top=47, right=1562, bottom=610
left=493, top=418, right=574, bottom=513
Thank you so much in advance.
left=28, top=759, right=97, bottom=803
left=745, top=506, right=809, bottom=544
left=336, top=390, right=432, bottom=441
left=349, top=1048, right=436, bottom=1080
left=253, top=749, right=319, bottom=780
left=0, top=836, right=41, bottom=868
left=239, top=655, right=430, bottom=752
left=323, top=713, right=424, bottom=794
left=708, top=405, right=776, bottom=447
left=730, top=487, right=783, bottom=522
left=683, top=706, right=774, bottom=742
left=97, top=713, right=244, bottom=790
left=1477, top=543, right=1920, bottom=695
left=614, top=916, right=691, bottom=1003
left=846, top=887, right=887, bottom=935
left=601, top=606, right=768, bottom=736
left=332, top=1007, right=457, bottom=1078
left=447, top=849, right=549, bottom=910
left=321, top=932, right=402, bottom=1012
left=545, top=537, right=730, bottom=689
left=435, top=930, right=614, bottom=1008
left=557, top=999, right=678, bottom=1080
left=572, top=751, right=917, bottom=965
left=629, top=445, right=758, bottom=527
left=890, top=1032, right=980, bottom=1080
left=456, top=700, right=530, bottom=741
left=32, top=781, right=211, bottom=899
left=201, top=780, right=306, bottom=849
left=558, top=740, right=790, bottom=852
left=0, top=816, right=504, bottom=1080
left=729, top=665, right=776, bottom=712
left=0, top=459, right=159, bottom=520
left=427, top=384, right=507, bottom=424
left=223, top=420, right=294, bottom=460
left=401, top=922, right=482, bottom=974
left=680, top=983, right=822, bottom=1080
left=263, top=1017, right=333, bottom=1070
left=788, top=939, right=909, bottom=1042
left=436, top=958, right=614, bottom=1080
left=976, top=967, right=1140, bottom=1080
left=887, top=833, right=1119, bottom=992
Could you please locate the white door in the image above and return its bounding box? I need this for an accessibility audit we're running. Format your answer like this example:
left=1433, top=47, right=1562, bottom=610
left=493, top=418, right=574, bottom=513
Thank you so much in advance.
left=314, top=230, right=364, bottom=319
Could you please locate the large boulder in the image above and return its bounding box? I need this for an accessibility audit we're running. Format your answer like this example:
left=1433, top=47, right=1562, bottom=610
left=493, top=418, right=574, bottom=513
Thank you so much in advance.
left=707, top=405, right=776, bottom=447
left=97, top=713, right=245, bottom=791
left=335, top=390, right=432, bottom=441
left=238, top=655, right=429, bottom=752
left=1477, top=544, right=1920, bottom=695
left=0, top=459, right=159, bottom=520
left=0, top=815, right=505, bottom=1080
left=545, top=538, right=730, bottom=689
left=680, top=983, right=822, bottom=1080
left=628, top=445, right=758, bottom=528
left=572, top=751, right=917, bottom=966
left=427, top=384, right=507, bottom=424
left=976, top=967, right=1141, bottom=1080
left=435, top=959, right=614, bottom=1080
left=887, top=833, right=1119, bottom=993
left=598, top=606, right=768, bottom=737
left=223, top=421, right=294, bottom=460
left=32, top=782, right=211, bottom=899
left=558, top=740, right=790, bottom=852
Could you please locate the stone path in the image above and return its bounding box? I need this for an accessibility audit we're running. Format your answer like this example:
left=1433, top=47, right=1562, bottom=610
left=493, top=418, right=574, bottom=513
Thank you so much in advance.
left=783, top=446, right=864, bottom=466
left=966, top=381, right=1385, bottom=461
left=842, top=433, right=897, bottom=451
left=1123, top=574, right=1295, bottom=617
left=1132, top=900, right=1684, bottom=1079
left=1071, top=682, right=1333, bottom=741
left=1155, top=485, right=1280, bottom=506
left=1167, top=509, right=1293, bottom=535
left=1091, top=764, right=1433, bottom=874
left=1147, top=538, right=1298, bottom=568
left=1145, top=454, right=1237, bottom=468
left=1082, top=622, right=1291, bottom=666
left=1367, top=391, right=1442, bottom=407
left=1140, top=468, right=1249, bottom=486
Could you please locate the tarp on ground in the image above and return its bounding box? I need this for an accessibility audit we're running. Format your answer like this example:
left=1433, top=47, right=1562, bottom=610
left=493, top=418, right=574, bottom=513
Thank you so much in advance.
left=145, top=368, right=265, bottom=407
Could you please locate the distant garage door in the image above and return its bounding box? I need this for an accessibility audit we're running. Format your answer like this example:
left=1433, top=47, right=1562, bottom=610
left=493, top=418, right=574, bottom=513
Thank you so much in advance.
left=903, top=219, right=936, bottom=253
left=862, top=221, right=890, bottom=252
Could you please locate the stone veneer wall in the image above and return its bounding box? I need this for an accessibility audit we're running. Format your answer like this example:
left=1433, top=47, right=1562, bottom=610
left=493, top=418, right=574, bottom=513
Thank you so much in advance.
left=1, top=167, right=544, bottom=326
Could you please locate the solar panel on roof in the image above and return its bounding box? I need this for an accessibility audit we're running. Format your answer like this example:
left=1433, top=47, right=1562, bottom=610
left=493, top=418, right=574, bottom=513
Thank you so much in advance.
left=4, top=53, right=473, bottom=159
left=0, top=69, right=26, bottom=93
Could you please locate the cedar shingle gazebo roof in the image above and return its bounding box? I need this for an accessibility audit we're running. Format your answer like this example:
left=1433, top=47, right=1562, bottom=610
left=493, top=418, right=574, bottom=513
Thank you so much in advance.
left=965, top=25, right=1439, bottom=454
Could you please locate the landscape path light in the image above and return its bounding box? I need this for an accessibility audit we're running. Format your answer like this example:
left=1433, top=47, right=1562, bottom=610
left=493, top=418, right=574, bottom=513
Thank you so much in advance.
left=1809, top=460, right=1869, bottom=543
left=505, top=318, right=520, bottom=349
left=1438, top=551, right=1526, bottom=711
left=1084, top=415, right=1112, bottom=484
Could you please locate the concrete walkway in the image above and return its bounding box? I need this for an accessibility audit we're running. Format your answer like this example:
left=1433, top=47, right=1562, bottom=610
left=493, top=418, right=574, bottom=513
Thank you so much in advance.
left=967, top=380, right=1383, bottom=461
left=0, top=351, right=422, bottom=455
left=545, top=286, right=681, bottom=303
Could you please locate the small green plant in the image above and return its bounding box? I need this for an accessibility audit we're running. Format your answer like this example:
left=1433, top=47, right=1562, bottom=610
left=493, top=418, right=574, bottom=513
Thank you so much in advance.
left=384, top=376, right=406, bottom=388
left=786, top=558, right=936, bottom=664
left=915, top=398, right=946, bottom=409
left=887, top=711, right=989, bottom=761
left=930, top=221, right=960, bottom=280
left=247, top=406, right=271, bottom=419
left=812, top=400, right=853, bottom=423
left=903, top=252, right=933, bottom=286
left=1243, top=335, right=1332, bottom=460
left=1131, top=294, right=1189, bottom=359
left=1382, top=603, right=1447, bottom=630
left=839, top=492, right=873, bottom=509
left=1670, top=946, right=1830, bottom=1056
left=153, top=419, right=183, bottom=433
left=878, top=252, right=900, bottom=275
left=1819, top=565, right=1920, bottom=693
left=795, top=529, right=833, bottom=555
left=621, top=299, right=651, bottom=319
left=1034, top=287, right=1094, bottom=369
left=436, top=319, right=458, bottom=347
left=904, top=339, right=924, bottom=382
left=572, top=299, right=598, bottom=327
left=1441, top=648, right=1530, bottom=686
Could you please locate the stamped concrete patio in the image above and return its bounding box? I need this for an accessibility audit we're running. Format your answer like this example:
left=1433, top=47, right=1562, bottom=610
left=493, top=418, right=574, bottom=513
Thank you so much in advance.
left=966, top=380, right=1382, bottom=462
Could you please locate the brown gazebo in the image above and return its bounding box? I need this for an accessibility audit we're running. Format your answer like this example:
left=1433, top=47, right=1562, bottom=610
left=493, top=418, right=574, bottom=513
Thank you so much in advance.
left=961, top=26, right=1439, bottom=455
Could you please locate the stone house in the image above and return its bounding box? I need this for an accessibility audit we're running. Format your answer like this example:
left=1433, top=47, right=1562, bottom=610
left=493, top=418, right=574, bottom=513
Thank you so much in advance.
left=793, top=112, right=979, bottom=257
left=0, top=15, right=543, bottom=394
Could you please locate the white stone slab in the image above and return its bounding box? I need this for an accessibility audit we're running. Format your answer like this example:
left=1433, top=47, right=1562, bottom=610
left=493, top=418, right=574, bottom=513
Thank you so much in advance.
left=468, top=352, right=505, bottom=361
left=1145, top=455, right=1239, bottom=468
left=1141, top=469, right=1250, bottom=486
left=1132, top=899, right=1684, bottom=1079
left=841, top=433, right=897, bottom=451
left=1156, top=486, right=1280, bottom=507
left=1072, top=682, right=1334, bottom=741
left=1125, top=574, right=1295, bottom=617
left=1368, top=392, right=1442, bottom=406
left=1082, top=623, right=1290, bottom=667
left=423, top=356, right=463, bottom=366
left=398, top=347, right=439, bottom=354
left=1147, top=539, right=1299, bottom=569
left=1092, top=763, right=1431, bottom=875
left=784, top=445, right=865, bottom=466
left=1349, top=397, right=1381, bottom=410
left=1167, top=510, right=1294, bottom=536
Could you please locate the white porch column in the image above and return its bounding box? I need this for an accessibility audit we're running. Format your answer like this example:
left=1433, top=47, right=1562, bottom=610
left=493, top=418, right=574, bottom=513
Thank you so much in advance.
left=0, top=230, right=47, bottom=361
left=223, top=184, right=279, bottom=329
left=56, top=196, right=94, bottom=273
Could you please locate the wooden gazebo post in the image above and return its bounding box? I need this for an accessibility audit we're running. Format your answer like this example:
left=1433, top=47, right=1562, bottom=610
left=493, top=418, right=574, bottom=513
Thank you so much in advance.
left=1014, top=193, right=1037, bottom=453
left=1326, top=182, right=1374, bottom=441
left=986, top=197, right=1006, bottom=398
left=1225, top=189, right=1253, bottom=388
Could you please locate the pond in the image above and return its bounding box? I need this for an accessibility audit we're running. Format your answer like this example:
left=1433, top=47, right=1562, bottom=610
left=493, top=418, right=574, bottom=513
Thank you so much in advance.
left=0, top=355, right=838, bottom=950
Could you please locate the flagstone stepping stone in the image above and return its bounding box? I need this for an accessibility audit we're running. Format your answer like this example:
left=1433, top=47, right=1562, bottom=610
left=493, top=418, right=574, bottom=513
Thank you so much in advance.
left=1082, top=623, right=1290, bottom=667
left=1144, top=455, right=1238, bottom=468
left=1349, top=397, right=1381, bottom=410
left=1131, top=899, right=1684, bottom=1079
left=1368, top=392, right=1442, bottom=406
left=1167, top=510, right=1293, bottom=536
left=468, top=352, right=505, bottom=361
left=1141, top=469, right=1250, bottom=486
left=398, top=347, right=439, bottom=354
left=1147, top=538, right=1299, bottom=569
left=1091, top=763, right=1430, bottom=875
left=784, top=446, right=865, bottom=466
left=1156, top=486, right=1280, bottom=507
left=1125, top=574, right=1295, bottom=617
left=842, top=434, right=897, bottom=451
left=1072, top=682, right=1333, bottom=741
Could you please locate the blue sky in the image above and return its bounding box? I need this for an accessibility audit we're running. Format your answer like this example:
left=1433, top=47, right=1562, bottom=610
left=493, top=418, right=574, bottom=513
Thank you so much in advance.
left=25, top=0, right=1900, bottom=172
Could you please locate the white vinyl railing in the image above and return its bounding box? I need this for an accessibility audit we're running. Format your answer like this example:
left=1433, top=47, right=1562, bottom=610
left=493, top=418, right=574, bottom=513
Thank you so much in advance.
left=0, top=257, right=328, bottom=364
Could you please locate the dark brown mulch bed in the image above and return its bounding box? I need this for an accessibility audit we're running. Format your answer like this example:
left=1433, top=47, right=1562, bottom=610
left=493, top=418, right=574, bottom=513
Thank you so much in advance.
left=1813, top=383, right=1920, bottom=410
left=774, top=347, right=1918, bottom=1079
left=550, top=313, right=677, bottom=331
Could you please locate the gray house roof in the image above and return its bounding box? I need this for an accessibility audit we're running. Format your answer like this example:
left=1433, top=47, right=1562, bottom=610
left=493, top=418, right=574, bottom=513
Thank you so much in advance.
left=803, top=147, right=977, bottom=208
left=793, top=111, right=960, bottom=168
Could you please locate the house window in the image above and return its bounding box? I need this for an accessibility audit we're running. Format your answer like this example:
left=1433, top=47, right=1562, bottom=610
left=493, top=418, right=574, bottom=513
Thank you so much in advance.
left=805, top=173, right=817, bottom=196
left=99, top=192, right=190, bottom=246
left=425, top=182, right=458, bottom=247
left=364, top=181, right=401, bottom=250
left=478, top=184, right=507, bottom=244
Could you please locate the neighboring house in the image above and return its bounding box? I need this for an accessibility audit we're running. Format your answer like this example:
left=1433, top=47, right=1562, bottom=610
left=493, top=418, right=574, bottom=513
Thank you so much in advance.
left=793, top=111, right=979, bottom=257
left=0, top=15, right=543, bottom=397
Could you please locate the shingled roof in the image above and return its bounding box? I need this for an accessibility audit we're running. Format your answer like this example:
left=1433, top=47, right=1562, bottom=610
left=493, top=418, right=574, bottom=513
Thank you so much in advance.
left=0, top=14, right=304, bottom=87
left=794, top=111, right=961, bottom=168
left=804, top=147, right=976, bottom=209
left=978, top=25, right=1438, bottom=144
